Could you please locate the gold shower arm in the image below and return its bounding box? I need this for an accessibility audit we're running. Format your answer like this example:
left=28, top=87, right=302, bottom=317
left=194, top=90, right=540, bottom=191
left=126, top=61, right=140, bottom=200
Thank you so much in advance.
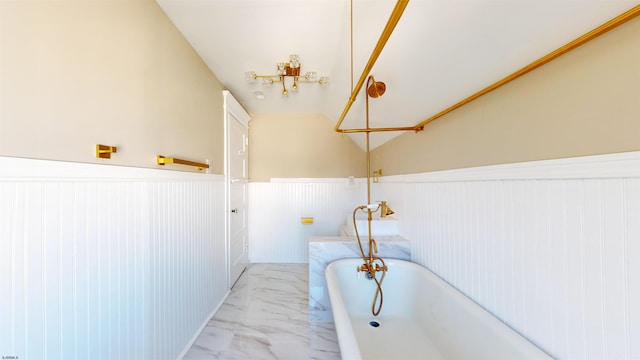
left=157, top=155, right=209, bottom=170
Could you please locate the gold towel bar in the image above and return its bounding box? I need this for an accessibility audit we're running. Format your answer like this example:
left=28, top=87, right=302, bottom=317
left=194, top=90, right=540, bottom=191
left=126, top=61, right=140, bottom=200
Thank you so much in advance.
left=157, top=155, right=209, bottom=171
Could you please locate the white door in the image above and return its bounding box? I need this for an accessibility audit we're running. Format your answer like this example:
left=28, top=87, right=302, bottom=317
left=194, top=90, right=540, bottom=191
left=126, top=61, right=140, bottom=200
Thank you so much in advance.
left=228, top=115, right=248, bottom=286
left=224, top=90, right=250, bottom=287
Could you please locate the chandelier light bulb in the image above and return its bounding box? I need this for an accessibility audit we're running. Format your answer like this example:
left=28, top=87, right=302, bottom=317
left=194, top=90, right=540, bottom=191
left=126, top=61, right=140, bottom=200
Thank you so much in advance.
left=289, top=54, right=300, bottom=69
left=262, top=78, right=274, bottom=86
left=245, top=71, right=256, bottom=82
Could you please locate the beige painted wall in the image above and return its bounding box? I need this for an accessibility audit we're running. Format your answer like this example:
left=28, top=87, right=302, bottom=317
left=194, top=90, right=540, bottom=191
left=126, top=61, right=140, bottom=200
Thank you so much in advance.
left=0, top=0, right=225, bottom=173
left=249, top=113, right=366, bottom=181
left=372, top=16, right=640, bottom=176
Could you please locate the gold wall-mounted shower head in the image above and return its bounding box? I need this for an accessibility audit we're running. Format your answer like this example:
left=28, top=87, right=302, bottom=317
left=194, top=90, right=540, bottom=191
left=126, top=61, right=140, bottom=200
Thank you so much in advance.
left=366, top=77, right=386, bottom=98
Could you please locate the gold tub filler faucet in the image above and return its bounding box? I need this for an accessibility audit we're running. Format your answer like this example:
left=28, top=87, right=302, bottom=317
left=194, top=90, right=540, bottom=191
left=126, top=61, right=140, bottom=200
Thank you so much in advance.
left=353, top=201, right=391, bottom=316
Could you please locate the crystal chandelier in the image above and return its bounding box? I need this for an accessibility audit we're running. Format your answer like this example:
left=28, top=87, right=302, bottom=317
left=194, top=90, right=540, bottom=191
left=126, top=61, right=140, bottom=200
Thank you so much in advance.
left=245, top=54, right=329, bottom=97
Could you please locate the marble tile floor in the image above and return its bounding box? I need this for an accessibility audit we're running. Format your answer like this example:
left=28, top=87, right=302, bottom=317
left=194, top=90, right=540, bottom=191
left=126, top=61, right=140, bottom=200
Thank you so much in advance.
left=183, top=264, right=341, bottom=360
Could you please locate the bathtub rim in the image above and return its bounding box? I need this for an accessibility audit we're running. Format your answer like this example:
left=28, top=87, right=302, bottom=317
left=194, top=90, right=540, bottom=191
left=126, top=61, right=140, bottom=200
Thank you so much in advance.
left=325, top=257, right=552, bottom=359
left=325, top=259, right=363, bottom=360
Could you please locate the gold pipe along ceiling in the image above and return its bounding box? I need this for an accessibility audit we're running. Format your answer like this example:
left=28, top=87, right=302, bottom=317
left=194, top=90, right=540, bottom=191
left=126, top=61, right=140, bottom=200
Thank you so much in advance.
left=335, top=3, right=640, bottom=134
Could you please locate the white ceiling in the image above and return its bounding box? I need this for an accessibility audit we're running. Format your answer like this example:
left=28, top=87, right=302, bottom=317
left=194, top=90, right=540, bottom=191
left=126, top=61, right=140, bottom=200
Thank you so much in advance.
left=156, top=0, right=638, bottom=150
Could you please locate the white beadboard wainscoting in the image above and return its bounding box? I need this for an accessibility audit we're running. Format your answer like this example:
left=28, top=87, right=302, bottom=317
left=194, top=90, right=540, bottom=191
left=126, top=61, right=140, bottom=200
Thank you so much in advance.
left=372, top=151, right=640, bottom=360
left=248, top=179, right=365, bottom=263
left=0, top=157, right=228, bottom=360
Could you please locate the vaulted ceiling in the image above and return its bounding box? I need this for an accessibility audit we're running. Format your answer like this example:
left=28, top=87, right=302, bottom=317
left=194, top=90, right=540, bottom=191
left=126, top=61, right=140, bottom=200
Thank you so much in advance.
left=156, top=0, right=638, bottom=149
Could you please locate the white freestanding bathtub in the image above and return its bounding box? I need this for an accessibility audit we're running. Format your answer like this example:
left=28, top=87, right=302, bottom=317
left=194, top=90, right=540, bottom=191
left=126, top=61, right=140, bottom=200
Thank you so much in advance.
left=325, top=258, right=551, bottom=360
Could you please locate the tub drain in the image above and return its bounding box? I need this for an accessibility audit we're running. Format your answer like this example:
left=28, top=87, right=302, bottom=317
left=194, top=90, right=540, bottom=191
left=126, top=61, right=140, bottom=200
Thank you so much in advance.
left=369, top=321, right=380, bottom=328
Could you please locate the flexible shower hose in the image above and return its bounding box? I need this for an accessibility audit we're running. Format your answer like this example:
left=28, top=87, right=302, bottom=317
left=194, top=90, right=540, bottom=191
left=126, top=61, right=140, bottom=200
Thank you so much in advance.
left=353, top=206, right=387, bottom=316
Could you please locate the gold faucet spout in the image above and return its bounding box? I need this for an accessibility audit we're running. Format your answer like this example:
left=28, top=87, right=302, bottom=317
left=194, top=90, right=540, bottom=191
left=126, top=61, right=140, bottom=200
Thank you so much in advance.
left=380, top=201, right=394, bottom=218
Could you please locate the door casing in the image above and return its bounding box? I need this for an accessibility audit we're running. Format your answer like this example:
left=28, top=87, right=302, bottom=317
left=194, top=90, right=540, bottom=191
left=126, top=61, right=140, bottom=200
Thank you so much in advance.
left=223, top=90, right=250, bottom=288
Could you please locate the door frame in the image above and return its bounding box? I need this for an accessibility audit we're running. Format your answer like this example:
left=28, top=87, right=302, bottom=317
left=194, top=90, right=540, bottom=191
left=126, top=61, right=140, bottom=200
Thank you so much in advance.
left=223, top=90, right=250, bottom=288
